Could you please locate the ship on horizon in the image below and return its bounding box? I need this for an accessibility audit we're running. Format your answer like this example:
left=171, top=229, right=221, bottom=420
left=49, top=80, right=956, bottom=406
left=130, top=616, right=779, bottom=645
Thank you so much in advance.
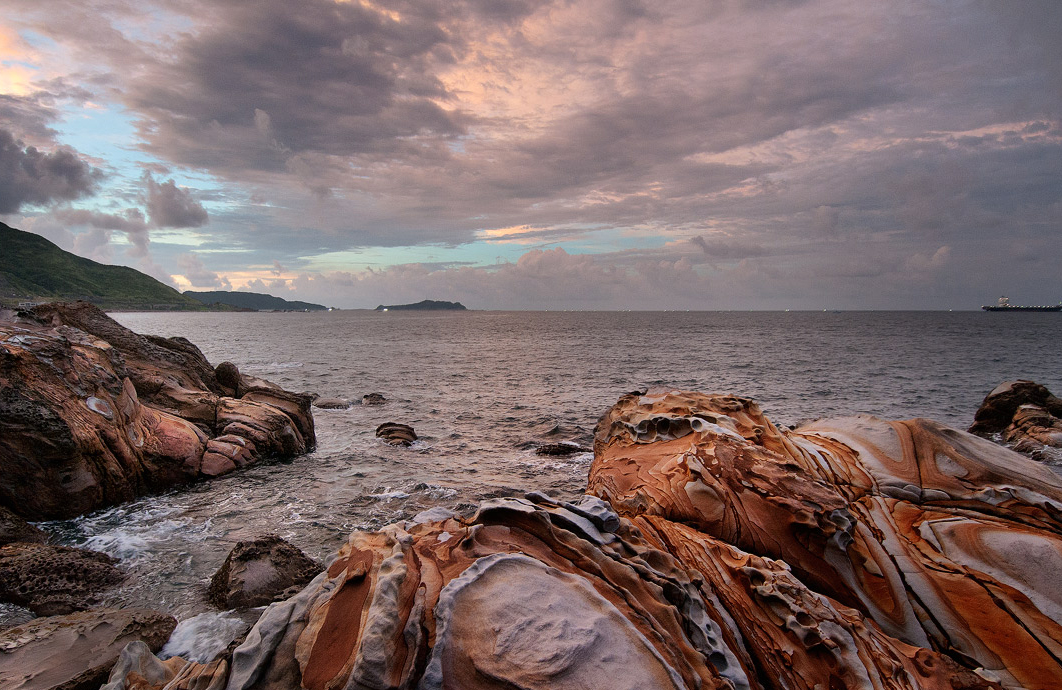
left=982, top=296, right=1062, bottom=312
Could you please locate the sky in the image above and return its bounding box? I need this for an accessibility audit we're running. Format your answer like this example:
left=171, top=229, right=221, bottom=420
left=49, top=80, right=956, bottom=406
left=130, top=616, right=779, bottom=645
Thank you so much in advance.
left=1, top=0, right=1060, bottom=310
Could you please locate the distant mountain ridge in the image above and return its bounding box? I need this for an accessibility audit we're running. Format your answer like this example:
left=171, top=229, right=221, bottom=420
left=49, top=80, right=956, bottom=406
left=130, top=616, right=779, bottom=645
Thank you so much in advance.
left=0, top=222, right=204, bottom=310
left=185, top=290, right=327, bottom=311
left=374, top=300, right=467, bottom=311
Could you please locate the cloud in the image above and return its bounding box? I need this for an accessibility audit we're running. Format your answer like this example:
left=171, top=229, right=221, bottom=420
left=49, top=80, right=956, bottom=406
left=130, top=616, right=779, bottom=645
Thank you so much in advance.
left=176, top=253, right=229, bottom=289
left=0, top=129, right=100, bottom=213
left=142, top=174, right=208, bottom=228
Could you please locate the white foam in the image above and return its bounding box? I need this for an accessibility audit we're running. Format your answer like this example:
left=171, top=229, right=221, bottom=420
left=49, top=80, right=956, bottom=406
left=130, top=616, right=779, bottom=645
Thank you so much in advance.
left=160, top=611, right=249, bottom=663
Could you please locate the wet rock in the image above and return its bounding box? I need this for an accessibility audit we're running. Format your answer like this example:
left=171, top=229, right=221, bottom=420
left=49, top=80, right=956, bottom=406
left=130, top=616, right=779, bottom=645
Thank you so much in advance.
left=214, top=361, right=241, bottom=396
left=221, top=494, right=996, bottom=690
left=375, top=422, right=417, bottom=446
left=534, top=441, right=589, bottom=456
left=0, top=302, right=316, bottom=520
left=590, top=388, right=1062, bottom=689
left=0, top=608, right=176, bottom=690
left=101, top=640, right=228, bottom=690
left=362, top=392, right=386, bottom=405
left=969, top=379, right=1062, bottom=436
left=0, top=543, right=122, bottom=616
left=312, top=398, right=353, bottom=410
left=0, top=508, right=46, bottom=546
left=209, top=536, right=322, bottom=610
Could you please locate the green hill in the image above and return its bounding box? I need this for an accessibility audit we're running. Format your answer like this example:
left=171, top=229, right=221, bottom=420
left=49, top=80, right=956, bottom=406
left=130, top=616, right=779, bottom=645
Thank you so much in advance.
left=0, top=222, right=204, bottom=310
left=374, top=300, right=466, bottom=311
left=184, top=290, right=326, bottom=311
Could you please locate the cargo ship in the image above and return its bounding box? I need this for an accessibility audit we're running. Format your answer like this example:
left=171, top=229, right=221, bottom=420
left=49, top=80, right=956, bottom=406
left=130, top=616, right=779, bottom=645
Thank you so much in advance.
left=982, top=296, right=1062, bottom=312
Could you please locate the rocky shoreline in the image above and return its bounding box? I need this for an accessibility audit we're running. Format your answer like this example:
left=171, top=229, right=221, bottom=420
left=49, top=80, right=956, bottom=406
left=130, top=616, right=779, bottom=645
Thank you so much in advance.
left=2, top=305, right=1062, bottom=689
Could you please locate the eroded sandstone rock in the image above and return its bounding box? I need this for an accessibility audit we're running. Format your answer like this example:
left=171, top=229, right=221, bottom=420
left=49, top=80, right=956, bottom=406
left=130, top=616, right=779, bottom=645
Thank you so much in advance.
left=0, top=303, right=316, bottom=520
left=209, top=536, right=322, bottom=610
left=375, top=422, right=417, bottom=446
left=0, top=543, right=123, bottom=616
left=970, top=380, right=1062, bottom=457
left=590, top=389, right=1062, bottom=690
left=90, top=389, right=1062, bottom=690
left=0, top=608, right=176, bottom=690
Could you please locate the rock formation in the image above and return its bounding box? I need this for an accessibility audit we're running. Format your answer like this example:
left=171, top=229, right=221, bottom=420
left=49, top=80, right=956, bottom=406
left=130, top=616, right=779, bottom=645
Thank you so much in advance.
left=534, top=441, right=589, bottom=456
left=0, top=302, right=316, bottom=520
left=0, top=608, right=176, bottom=690
left=0, top=543, right=123, bottom=616
left=76, top=389, right=1062, bottom=690
left=375, top=422, right=417, bottom=446
left=362, top=392, right=386, bottom=405
left=209, top=536, right=323, bottom=610
left=969, top=380, right=1062, bottom=455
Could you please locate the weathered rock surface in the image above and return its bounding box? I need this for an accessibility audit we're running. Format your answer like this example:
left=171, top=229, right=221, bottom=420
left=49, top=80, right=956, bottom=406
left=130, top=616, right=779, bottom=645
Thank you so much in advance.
left=209, top=536, right=322, bottom=610
left=101, top=640, right=228, bottom=690
left=375, top=421, right=417, bottom=446
left=0, top=302, right=316, bottom=520
left=591, top=390, right=1062, bottom=690
left=97, top=389, right=1062, bottom=690
left=970, top=380, right=1062, bottom=455
left=0, top=608, right=176, bottom=690
left=0, top=507, right=46, bottom=546
left=361, top=392, right=386, bottom=405
left=0, top=543, right=122, bottom=616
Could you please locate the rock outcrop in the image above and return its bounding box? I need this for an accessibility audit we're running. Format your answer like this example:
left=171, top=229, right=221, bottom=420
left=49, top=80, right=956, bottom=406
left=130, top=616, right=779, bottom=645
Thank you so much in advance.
left=375, top=422, right=417, bottom=446
left=0, top=608, right=176, bottom=690
left=969, top=380, right=1062, bottom=455
left=0, top=302, right=316, bottom=520
left=0, top=543, right=123, bottom=616
left=209, top=536, right=322, bottom=610
left=0, top=508, right=46, bottom=546
left=95, top=389, right=1062, bottom=690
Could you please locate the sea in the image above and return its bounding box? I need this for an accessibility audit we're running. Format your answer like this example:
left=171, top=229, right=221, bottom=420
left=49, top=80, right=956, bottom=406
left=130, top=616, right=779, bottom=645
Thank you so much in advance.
left=10, top=310, right=1062, bottom=658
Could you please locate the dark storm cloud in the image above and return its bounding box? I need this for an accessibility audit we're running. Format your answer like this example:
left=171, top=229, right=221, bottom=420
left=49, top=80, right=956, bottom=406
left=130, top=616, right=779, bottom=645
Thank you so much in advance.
left=0, top=129, right=100, bottom=213
left=142, top=175, right=208, bottom=228
left=124, top=0, right=469, bottom=175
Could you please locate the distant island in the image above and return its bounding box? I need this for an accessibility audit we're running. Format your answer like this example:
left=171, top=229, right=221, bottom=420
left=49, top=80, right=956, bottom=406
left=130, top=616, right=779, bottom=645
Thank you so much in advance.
left=185, top=290, right=327, bottom=311
left=0, top=222, right=205, bottom=311
left=374, top=300, right=467, bottom=311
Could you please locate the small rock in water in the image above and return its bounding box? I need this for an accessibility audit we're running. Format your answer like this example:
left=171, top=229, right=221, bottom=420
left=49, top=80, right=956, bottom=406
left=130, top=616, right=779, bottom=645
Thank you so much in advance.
left=0, top=543, right=123, bottom=616
left=313, top=398, right=353, bottom=410
left=970, top=380, right=1062, bottom=455
left=535, top=442, right=588, bottom=456
left=209, top=536, right=322, bottom=610
left=376, top=422, right=417, bottom=446
left=362, top=392, right=387, bottom=405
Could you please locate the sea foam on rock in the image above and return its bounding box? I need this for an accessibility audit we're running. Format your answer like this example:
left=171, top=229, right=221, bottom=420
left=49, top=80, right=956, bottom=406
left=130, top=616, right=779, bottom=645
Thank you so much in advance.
left=0, top=302, right=316, bottom=521
left=92, top=389, right=1062, bottom=689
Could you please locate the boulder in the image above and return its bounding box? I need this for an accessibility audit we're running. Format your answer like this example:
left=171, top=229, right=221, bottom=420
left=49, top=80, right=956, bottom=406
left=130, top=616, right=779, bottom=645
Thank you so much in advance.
left=214, top=361, right=241, bottom=397
left=375, top=422, right=417, bottom=446
left=969, top=380, right=1062, bottom=435
left=209, top=536, right=322, bottom=610
left=0, top=608, right=176, bottom=690
left=0, top=302, right=316, bottom=520
left=362, top=392, right=386, bottom=405
left=0, top=543, right=123, bottom=616
left=969, top=380, right=1062, bottom=456
left=0, top=507, right=46, bottom=546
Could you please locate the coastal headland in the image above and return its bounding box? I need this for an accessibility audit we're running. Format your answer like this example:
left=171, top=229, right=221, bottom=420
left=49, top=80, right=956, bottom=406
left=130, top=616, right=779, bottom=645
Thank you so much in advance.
left=1, top=305, right=1061, bottom=689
